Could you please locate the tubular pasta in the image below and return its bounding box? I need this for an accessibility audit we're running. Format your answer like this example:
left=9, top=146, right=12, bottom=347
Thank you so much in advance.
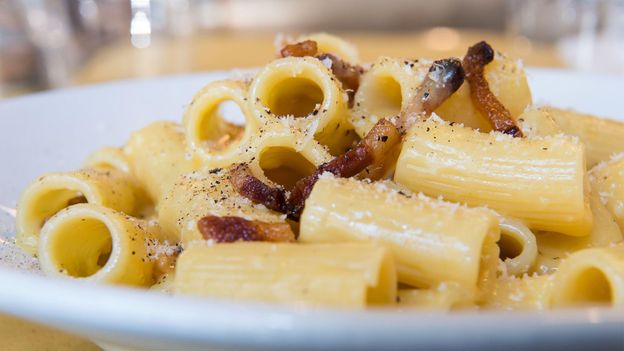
left=550, top=246, right=624, bottom=307
left=183, top=80, right=259, bottom=169
left=124, top=121, right=194, bottom=204
left=299, top=174, right=500, bottom=302
left=174, top=242, right=396, bottom=307
left=38, top=204, right=157, bottom=286
left=249, top=56, right=355, bottom=155
left=394, top=118, right=592, bottom=237
left=16, top=169, right=138, bottom=255
left=158, top=169, right=285, bottom=246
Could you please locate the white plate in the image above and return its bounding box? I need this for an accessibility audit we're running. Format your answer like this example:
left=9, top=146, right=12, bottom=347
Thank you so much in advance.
left=0, top=69, right=623, bottom=351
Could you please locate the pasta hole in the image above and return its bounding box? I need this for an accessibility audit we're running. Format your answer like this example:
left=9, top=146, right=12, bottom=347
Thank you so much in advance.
left=259, top=147, right=316, bottom=190
left=29, top=190, right=87, bottom=231
left=498, top=232, right=523, bottom=261
left=198, top=100, right=245, bottom=152
left=47, top=216, right=112, bottom=278
left=362, top=76, right=402, bottom=119
left=557, top=267, right=613, bottom=306
left=265, top=78, right=324, bottom=118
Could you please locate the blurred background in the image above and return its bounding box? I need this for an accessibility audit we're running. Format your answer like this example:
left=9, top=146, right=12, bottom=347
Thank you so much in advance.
left=0, top=0, right=623, bottom=98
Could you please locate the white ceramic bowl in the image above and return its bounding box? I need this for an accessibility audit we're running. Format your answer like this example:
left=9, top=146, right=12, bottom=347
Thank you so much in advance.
left=1, top=70, right=623, bottom=351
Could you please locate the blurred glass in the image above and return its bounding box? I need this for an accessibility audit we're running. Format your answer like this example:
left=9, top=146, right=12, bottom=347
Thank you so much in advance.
left=1, top=0, right=621, bottom=99
left=18, top=0, right=76, bottom=88
left=507, top=0, right=624, bottom=73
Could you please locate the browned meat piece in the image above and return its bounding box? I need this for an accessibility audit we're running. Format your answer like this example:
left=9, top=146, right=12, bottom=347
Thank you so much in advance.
left=197, top=215, right=295, bottom=243
left=280, top=40, right=318, bottom=58
left=229, top=163, right=288, bottom=213
left=397, top=58, right=465, bottom=133
left=280, top=40, right=363, bottom=104
left=462, top=41, right=523, bottom=137
left=287, top=119, right=401, bottom=219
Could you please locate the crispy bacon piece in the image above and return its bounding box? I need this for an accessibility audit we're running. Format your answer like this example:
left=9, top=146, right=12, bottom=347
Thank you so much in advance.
left=67, top=195, right=87, bottom=206
left=359, top=119, right=403, bottom=180
left=287, top=119, right=401, bottom=219
left=462, top=41, right=523, bottom=137
left=197, top=215, right=295, bottom=243
left=280, top=40, right=318, bottom=58
left=397, top=58, right=465, bottom=133
left=229, top=163, right=288, bottom=213
left=317, top=53, right=363, bottom=95
left=280, top=40, right=363, bottom=104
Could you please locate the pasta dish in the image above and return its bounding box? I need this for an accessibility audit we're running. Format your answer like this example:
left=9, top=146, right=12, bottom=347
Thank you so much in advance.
left=14, top=33, right=624, bottom=310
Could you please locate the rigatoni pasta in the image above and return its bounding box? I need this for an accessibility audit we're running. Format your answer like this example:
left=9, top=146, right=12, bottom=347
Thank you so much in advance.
left=299, top=175, right=500, bottom=302
left=16, top=168, right=139, bottom=255
left=14, top=33, right=624, bottom=311
left=183, top=80, right=259, bottom=169
left=124, top=121, right=194, bottom=204
left=249, top=56, right=355, bottom=154
left=158, top=168, right=284, bottom=245
left=174, top=242, right=396, bottom=307
left=84, top=147, right=131, bottom=174
left=38, top=204, right=159, bottom=286
left=486, top=275, right=554, bottom=311
left=350, top=56, right=429, bottom=137
left=590, top=155, right=624, bottom=232
left=544, top=107, right=624, bottom=167
left=396, top=283, right=473, bottom=311
left=550, top=246, right=624, bottom=307
left=394, top=118, right=592, bottom=237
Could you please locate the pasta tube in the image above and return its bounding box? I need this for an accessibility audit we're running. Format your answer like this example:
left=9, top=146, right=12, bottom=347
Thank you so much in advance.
left=516, top=107, right=562, bottom=137
left=497, top=216, right=538, bottom=276
left=85, top=146, right=154, bottom=218
left=84, top=146, right=131, bottom=173
left=295, top=32, right=360, bottom=63
left=38, top=204, right=156, bottom=286
left=246, top=121, right=332, bottom=190
left=435, top=52, right=532, bottom=131
left=590, top=155, right=624, bottom=232
left=486, top=275, right=554, bottom=311
left=299, top=175, right=500, bottom=301
left=395, top=119, right=592, bottom=237
left=550, top=246, right=624, bottom=307
left=536, top=190, right=623, bottom=261
left=544, top=107, right=624, bottom=167
left=350, top=56, right=430, bottom=137
left=158, top=169, right=284, bottom=245
left=174, top=242, right=396, bottom=307
left=124, top=121, right=194, bottom=204
left=396, top=283, right=473, bottom=311
left=16, top=168, right=137, bottom=255
left=183, top=80, right=259, bottom=169
left=249, top=56, right=354, bottom=155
